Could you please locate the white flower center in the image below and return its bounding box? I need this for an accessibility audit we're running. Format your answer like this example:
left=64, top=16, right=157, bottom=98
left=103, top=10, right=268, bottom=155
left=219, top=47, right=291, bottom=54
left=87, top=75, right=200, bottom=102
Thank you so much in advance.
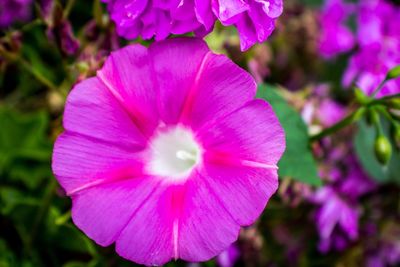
left=147, top=126, right=202, bottom=180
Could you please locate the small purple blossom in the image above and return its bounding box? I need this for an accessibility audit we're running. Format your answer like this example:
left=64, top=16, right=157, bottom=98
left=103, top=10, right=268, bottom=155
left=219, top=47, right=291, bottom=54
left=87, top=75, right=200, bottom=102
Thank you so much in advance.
left=310, top=152, right=377, bottom=253
left=102, top=0, right=283, bottom=51
left=217, top=243, right=240, bottom=267
left=0, top=0, right=33, bottom=28
left=43, top=1, right=80, bottom=56
left=318, top=0, right=355, bottom=59
left=310, top=186, right=359, bottom=252
left=47, top=20, right=80, bottom=55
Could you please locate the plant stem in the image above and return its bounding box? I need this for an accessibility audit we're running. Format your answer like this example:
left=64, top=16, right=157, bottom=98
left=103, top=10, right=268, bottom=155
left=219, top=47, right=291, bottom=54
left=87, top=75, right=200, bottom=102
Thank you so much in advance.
left=310, top=108, right=365, bottom=142
left=309, top=90, right=399, bottom=142
left=64, top=0, right=76, bottom=18
left=370, top=79, right=387, bottom=98
left=0, top=48, right=58, bottom=91
left=19, top=59, right=58, bottom=91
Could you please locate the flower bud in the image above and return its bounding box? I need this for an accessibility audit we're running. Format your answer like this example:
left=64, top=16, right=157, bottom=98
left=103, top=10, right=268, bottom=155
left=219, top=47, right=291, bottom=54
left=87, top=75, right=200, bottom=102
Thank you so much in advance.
left=354, top=88, right=370, bottom=104
left=387, top=98, right=400, bottom=110
left=374, top=134, right=392, bottom=165
left=386, top=65, right=400, bottom=81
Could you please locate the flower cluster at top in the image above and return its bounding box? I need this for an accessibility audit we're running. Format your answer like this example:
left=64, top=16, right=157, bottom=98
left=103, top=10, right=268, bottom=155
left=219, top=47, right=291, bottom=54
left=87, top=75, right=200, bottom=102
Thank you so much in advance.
left=102, top=0, right=283, bottom=51
left=318, top=0, right=400, bottom=97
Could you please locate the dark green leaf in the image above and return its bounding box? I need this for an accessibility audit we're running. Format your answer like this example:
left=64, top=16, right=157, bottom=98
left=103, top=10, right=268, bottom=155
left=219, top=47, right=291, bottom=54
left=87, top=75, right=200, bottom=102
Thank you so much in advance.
left=52, top=224, right=97, bottom=255
left=257, top=85, right=321, bottom=186
left=298, top=0, right=324, bottom=8
left=0, top=108, right=52, bottom=188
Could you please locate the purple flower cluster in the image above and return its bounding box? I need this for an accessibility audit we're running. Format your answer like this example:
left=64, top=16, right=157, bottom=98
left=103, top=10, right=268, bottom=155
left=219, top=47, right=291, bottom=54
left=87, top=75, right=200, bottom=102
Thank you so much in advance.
left=318, top=0, right=400, bottom=97
left=310, top=155, right=376, bottom=252
left=318, top=0, right=355, bottom=59
left=102, top=0, right=283, bottom=51
left=301, top=87, right=377, bottom=253
left=0, top=0, right=33, bottom=28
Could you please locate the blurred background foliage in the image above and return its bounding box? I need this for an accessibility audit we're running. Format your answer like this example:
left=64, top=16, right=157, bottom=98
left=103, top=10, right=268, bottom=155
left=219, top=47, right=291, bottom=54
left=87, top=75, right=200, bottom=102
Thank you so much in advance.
left=1, top=0, right=399, bottom=266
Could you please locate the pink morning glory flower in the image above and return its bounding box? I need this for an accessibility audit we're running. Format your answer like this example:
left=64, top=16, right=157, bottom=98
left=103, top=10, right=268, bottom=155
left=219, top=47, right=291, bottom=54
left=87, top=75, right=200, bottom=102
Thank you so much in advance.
left=52, top=37, right=285, bottom=265
left=102, top=0, right=283, bottom=51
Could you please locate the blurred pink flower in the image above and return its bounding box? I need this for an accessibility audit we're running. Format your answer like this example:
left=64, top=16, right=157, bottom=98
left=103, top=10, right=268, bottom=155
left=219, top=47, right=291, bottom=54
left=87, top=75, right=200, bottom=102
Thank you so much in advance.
left=217, top=243, right=240, bottom=267
left=0, top=0, right=33, bottom=28
left=318, top=0, right=355, bottom=59
left=310, top=153, right=376, bottom=253
left=52, top=38, right=285, bottom=265
left=343, top=0, right=400, bottom=97
left=311, top=186, right=359, bottom=252
left=319, top=0, right=400, bottom=97
left=102, top=0, right=283, bottom=51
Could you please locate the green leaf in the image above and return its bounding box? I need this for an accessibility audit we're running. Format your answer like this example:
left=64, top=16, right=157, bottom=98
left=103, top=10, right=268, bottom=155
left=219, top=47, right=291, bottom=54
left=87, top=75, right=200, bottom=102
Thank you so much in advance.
left=52, top=224, right=97, bottom=255
left=298, top=0, right=324, bottom=8
left=0, top=239, right=17, bottom=266
left=0, top=187, right=39, bottom=215
left=354, top=117, right=400, bottom=184
left=257, top=85, right=321, bottom=186
left=0, top=108, right=52, bottom=188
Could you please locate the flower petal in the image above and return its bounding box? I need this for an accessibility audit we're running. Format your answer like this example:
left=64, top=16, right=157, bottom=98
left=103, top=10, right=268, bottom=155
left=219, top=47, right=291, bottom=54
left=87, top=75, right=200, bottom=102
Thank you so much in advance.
left=248, top=1, right=275, bottom=42
left=235, top=13, right=258, bottom=51
left=194, top=0, right=215, bottom=30
left=148, top=37, right=209, bottom=124
left=52, top=132, right=144, bottom=194
left=214, top=0, right=249, bottom=22
left=177, top=171, right=240, bottom=262
left=71, top=176, right=159, bottom=246
left=115, top=181, right=176, bottom=265
left=97, top=44, right=159, bottom=136
left=198, top=163, right=278, bottom=226
left=179, top=53, right=257, bottom=130
left=197, top=99, right=285, bottom=165
left=63, top=77, right=146, bottom=148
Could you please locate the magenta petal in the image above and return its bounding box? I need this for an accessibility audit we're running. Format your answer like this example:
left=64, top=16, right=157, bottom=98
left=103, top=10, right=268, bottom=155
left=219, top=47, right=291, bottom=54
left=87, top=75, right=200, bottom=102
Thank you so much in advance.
left=148, top=38, right=209, bottom=124
left=71, top=176, right=159, bottom=246
left=215, top=0, right=249, bottom=22
left=194, top=0, right=215, bottom=30
left=178, top=172, right=240, bottom=262
left=248, top=1, right=275, bottom=42
left=97, top=44, right=159, bottom=136
left=180, top=53, right=256, bottom=130
left=52, top=133, right=144, bottom=194
left=199, top=163, right=278, bottom=226
left=235, top=13, right=258, bottom=51
left=63, top=77, right=146, bottom=148
left=197, top=99, right=285, bottom=165
left=115, top=182, right=176, bottom=265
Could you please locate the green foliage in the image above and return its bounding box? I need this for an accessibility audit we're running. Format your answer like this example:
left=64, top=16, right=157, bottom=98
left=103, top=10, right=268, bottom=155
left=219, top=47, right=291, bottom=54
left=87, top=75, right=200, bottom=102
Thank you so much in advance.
left=0, top=108, right=52, bottom=189
left=257, top=85, right=321, bottom=186
left=354, top=117, right=400, bottom=184
left=386, top=64, right=400, bottom=80
left=299, top=0, right=324, bottom=8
